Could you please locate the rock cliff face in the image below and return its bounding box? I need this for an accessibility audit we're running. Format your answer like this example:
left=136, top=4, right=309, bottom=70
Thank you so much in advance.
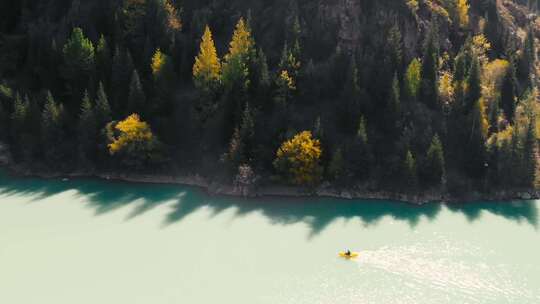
left=312, top=0, right=537, bottom=59
left=312, top=0, right=437, bottom=59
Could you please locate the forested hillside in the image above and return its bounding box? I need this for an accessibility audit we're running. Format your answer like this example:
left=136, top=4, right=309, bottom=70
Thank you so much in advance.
left=1, top=0, right=540, bottom=194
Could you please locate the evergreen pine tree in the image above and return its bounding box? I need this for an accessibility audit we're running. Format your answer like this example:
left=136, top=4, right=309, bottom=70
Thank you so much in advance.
left=226, top=127, right=245, bottom=169
left=95, top=82, right=112, bottom=128
left=41, top=91, right=65, bottom=163
left=466, top=55, right=482, bottom=113
left=151, top=48, right=176, bottom=113
left=96, top=35, right=112, bottom=88
left=62, top=27, right=95, bottom=105
left=339, top=56, right=361, bottom=133
left=328, top=148, right=345, bottom=181
left=454, top=50, right=468, bottom=82
left=78, top=91, right=98, bottom=163
left=500, top=64, right=517, bottom=123
left=10, top=93, right=28, bottom=143
left=422, top=134, right=445, bottom=185
left=279, top=42, right=301, bottom=79
left=111, top=46, right=134, bottom=113
left=403, top=150, right=418, bottom=189
left=518, top=27, right=536, bottom=88
left=221, top=17, right=255, bottom=132
left=386, top=73, right=401, bottom=137
left=521, top=118, right=537, bottom=187
left=239, top=102, right=255, bottom=159
left=420, top=28, right=439, bottom=109
left=128, top=69, right=146, bottom=115
left=345, top=117, right=372, bottom=180
left=405, top=58, right=422, bottom=102
left=386, top=25, right=403, bottom=76
left=464, top=100, right=487, bottom=179
left=255, top=48, right=270, bottom=91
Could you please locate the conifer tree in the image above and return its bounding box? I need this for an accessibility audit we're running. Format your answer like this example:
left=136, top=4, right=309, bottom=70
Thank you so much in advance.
left=193, top=26, right=221, bottom=91
left=96, top=35, right=112, bottom=88
left=386, top=73, right=401, bottom=136
left=501, top=64, right=517, bottom=122
left=151, top=48, right=176, bottom=113
left=420, top=28, right=439, bottom=109
left=520, top=118, right=537, bottom=187
left=145, top=0, right=181, bottom=49
left=95, top=82, right=112, bottom=128
left=464, top=101, right=488, bottom=179
left=239, top=102, right=255, bottom=159
left=466, top=55, right=482, bottom=113
left=142, top=36, right=154, bottom=76
left=251, top=48, right=270, bottom=103
left=78, top=91, right=98, bottom=163
left=290, top=16, right=302, bottom=64
left=111, top=46, right=134, bottom=112
left=257, top=49, right=270, bottom=89
left=274, top=70, right=296, bottom=108
left=453, top=50, right=468, bottom=83
left=518, top=27, right=536, bottom=87
left=226, top=127, right=245, bottom=169
left=279, top=42, right=301, bottom=79
left=405, top=58, right=421, bottom=102
left=345, top=117, right=373, bottom=180
left=386, top=25, right=403, bottom=76
left=62, top=27, right=95, bottom=103
left=46, top=39, right=62, bottom=93
left=403, top=150, right=418, bottom=189
left=422, top=134, right=445, bottom=185
left=451, top=0, right=470, bottom=29
left=11, top=93, right=40, bottom=160
left=223, top=18, right=254, bottom=66
left=221, top=17, right=255, bottom=130
left=525, top=27, right=536, bottom=68
left=339, top=57, right=361, bottom=133
left=328, top=148, right=345, bottom=181
left=41, top=91, right=65, bottom=163
left=128, top=69, right=146, bottom=115
left=10, top=93, right=28, bottom=143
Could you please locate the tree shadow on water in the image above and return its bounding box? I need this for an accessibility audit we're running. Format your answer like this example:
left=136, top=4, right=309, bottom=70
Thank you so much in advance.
left=164, top=195, right=444, bottom=237
left=0, top=170, right=538, bottom=237
left=447, top=200, right=538, bottom=227
left=0, top=171, right=184, bottom=218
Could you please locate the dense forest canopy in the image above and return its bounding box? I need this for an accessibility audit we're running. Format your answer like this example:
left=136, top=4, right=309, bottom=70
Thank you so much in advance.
left=1, top=0, right=540, bottom=194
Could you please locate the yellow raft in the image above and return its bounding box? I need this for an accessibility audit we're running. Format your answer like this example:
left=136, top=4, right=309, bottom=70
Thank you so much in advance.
left=338, top=251, right=359, bottom=259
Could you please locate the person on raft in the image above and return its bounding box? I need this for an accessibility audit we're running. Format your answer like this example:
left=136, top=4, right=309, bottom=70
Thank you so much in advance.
left=345, top=250, right=351, bottom=256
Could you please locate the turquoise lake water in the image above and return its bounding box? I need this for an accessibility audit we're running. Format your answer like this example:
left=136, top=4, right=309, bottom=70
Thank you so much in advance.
left=0, top=171, right=539, bottom=303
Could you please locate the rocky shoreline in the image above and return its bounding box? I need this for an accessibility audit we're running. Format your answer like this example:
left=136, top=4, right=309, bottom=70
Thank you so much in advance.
left=1, top=142, right=538, bottom=204
left=3, top=162, right=539, bottom=205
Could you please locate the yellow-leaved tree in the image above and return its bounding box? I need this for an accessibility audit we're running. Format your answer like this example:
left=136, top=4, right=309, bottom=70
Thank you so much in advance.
left=273, top=131, right=323, bottom=186
left=108, top=114, right=163, bottom=168
left=222, top=17, right=255, bottom=89
left=456, top=0, right=469, bottom=29
left=193, top=26, right=221, bottom=90
left=224, top=17, right=254, bottom=63
left=274, top=70, right=296, bottom=107
left=151, top=48, right=176, bottom=110
left=151, top=48, right=167, bottom=76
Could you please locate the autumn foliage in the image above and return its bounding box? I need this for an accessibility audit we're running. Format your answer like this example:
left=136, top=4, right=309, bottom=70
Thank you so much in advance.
left=108, top=114, right=162, bottom=168
left=193, top=26, right=221, bottom=90
left=274, top=131, right=323, bottom=186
